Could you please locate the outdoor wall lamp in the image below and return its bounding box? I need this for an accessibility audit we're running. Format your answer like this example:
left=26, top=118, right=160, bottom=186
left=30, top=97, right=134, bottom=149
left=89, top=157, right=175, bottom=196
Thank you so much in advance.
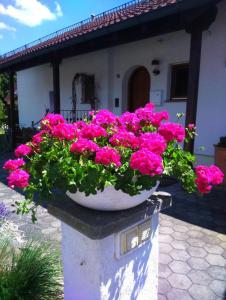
left=152, top=59, right=160, bottom=76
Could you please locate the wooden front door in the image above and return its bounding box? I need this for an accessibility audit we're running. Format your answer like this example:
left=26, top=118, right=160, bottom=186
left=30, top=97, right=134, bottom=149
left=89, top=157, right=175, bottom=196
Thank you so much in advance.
left=128, top=67, right=150, bottom=112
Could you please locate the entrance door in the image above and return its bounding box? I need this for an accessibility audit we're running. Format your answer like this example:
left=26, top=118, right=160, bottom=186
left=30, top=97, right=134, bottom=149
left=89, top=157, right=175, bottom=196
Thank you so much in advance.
left=128, top=67, right=150, bottom=112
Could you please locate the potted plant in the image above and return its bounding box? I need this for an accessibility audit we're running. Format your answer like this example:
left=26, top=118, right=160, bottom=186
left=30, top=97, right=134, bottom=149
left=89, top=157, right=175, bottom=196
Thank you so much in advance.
left=3, top=103, right=224, bottom=222
left=215, top=136, right=226, bottom=186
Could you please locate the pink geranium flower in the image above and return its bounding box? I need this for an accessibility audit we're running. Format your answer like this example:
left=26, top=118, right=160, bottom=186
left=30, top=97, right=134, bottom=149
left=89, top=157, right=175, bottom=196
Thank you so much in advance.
left=7, top=169, right=30, bottom=189
left=41, top=113, right=65, bottom=130
left=92, top=110, right=117, bottom=127
left=119, top=112, right=141, bottom=132
left=195, top=165, right=224, bottom=194
left=109, top=130, right=139, bottom=149
left=130, top=149, right=163, bottom=177
left=95, top=147, right=121, bottom=167
left=80, top=124, right=107, bottom=139
left=51, top=123, right=78, bottom=141
left=32, top=130, right=46, bottom=145
left=139, top=132, right=167, bottom=155
left=150, top=111, right=169, bottom=127
left=15, top=144, right=32, bottom=158
left=158, top=122, right=185, bottom=142
left=70, top=139, right=99, bottom=153
left=3, top=159, right=25, bottom=171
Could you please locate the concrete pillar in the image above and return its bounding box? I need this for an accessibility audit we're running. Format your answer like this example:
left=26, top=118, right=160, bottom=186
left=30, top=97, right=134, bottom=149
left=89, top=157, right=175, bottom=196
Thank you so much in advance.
left=48, top=192, right=172, bottom=300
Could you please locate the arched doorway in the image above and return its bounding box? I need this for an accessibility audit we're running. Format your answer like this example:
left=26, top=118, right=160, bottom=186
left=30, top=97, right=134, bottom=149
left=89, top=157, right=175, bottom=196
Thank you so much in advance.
left=128, top=66, right=150, bottom=112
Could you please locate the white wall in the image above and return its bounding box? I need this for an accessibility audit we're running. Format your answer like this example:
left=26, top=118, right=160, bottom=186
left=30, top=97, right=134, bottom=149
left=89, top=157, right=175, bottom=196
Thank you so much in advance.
left=109, top=30, right=190, bottom=124
left=195, top=0, right=226, bottom=156
left=17, top=64, right=52, bottom=127
left=60, top=49, right=109, bottom=112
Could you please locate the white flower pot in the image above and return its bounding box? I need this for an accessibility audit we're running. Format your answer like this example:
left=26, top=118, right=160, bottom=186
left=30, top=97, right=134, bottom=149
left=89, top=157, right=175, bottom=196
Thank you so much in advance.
left=66, top=182, right=159, bottom=211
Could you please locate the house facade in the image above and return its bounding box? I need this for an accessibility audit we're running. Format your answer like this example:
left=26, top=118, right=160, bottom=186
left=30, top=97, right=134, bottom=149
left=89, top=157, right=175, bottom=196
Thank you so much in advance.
left=0, top=0, right=225, bottom=164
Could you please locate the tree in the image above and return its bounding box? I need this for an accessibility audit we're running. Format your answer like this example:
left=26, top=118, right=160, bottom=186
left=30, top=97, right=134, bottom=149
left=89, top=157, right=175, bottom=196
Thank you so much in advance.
left=0, top=73, right=9, bottom=126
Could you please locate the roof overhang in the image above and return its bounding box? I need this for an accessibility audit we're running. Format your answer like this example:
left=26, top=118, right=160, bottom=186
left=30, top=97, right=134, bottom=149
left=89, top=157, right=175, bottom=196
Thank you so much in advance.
left=0, top=0, right=221, bottom=73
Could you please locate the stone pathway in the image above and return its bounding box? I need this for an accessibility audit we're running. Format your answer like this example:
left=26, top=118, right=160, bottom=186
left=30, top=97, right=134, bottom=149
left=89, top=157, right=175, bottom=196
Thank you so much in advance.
left=0, top=153, right=226, bottom=300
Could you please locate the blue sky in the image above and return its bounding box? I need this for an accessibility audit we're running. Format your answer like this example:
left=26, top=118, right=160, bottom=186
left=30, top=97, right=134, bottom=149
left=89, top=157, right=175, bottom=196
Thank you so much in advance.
left=0, top=0, right=127, bottom=55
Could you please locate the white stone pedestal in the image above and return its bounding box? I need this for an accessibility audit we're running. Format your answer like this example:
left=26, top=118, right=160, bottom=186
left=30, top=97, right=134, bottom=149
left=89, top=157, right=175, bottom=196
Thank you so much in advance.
left=62, top=214, right=159, bottom=300
left=48, top=191, right=172, bottom=300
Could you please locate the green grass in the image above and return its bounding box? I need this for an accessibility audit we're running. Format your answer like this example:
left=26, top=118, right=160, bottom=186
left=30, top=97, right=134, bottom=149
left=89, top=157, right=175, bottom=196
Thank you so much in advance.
left=0, top=239, right=63, bottom=300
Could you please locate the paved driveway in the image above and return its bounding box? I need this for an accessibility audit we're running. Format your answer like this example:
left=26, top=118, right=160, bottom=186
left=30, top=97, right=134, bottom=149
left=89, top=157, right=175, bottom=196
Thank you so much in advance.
left=0, top=153, right=226, bottom=300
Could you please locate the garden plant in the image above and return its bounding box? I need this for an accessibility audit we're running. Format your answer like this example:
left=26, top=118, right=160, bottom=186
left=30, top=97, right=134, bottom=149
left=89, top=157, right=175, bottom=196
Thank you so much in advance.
left=3, top=103, right=224, bottom=221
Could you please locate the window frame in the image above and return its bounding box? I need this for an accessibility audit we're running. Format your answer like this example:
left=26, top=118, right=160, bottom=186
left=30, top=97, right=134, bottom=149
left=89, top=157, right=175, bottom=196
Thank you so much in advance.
left=170, top=63, right=189, bottom=102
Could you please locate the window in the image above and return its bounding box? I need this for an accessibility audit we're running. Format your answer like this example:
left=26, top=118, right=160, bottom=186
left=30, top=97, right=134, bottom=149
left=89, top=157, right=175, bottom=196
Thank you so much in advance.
left=170, top=63, right=189, bottom=101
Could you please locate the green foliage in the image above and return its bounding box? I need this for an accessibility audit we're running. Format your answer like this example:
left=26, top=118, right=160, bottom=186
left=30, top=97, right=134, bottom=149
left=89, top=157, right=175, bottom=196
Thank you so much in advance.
left=0, top=73, right=9, bottom=128
left=0, top=239, right=63, bottom=300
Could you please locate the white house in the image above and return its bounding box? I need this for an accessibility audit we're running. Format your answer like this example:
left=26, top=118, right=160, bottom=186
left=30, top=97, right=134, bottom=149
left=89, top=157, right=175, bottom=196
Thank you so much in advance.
left=0, top=0, right=226, bottom=165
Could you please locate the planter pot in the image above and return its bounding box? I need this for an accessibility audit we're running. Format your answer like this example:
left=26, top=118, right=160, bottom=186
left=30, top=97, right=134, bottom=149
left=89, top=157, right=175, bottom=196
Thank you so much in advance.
left=66, top=182, right=159, bottom=211
left=215, top=146, right=226, bottom=186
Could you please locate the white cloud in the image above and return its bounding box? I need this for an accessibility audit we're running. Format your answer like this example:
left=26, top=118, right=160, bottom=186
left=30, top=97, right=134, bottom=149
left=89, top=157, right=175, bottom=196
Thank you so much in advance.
left=55, top=1, right=63, bottom=17
left=0, top=22, right=16, bottom=31
left=0, top=0, right=63, bottom=27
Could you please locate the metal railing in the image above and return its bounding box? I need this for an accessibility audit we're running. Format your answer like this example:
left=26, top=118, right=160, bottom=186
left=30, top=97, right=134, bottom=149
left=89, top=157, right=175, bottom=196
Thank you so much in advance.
left=0, top=0, right=151, bottom=61
left=61, top=110, right=90, bottom=122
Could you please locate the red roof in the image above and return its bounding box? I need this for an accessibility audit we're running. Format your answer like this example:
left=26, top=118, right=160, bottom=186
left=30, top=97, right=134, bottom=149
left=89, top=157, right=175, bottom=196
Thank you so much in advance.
left=0, top=0, right=177, bottom=65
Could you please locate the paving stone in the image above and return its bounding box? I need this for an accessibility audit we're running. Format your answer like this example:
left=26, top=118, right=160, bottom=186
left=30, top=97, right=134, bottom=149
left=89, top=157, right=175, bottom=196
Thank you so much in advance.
left=210, top=280, right=226, bottom=297
left=208, top=266, right=226, bottom=280
left=188, top=257, right=210, bottom=270
left=157, top=294, right=167, bottom=300
left=204, top=244, right=224, bottom=255
left=168, top=273, right=192, bottom=289
left=159, top=226, right=174, bottom=235
left=203, top=235, right=221, bottom=245
left=188, top=270, right=212, bottom=285
left=187, top=230, right=204, bottom=238
left=217, top=234, right=226, bottom=242
left=169, top=261, right=191, bottom=274
left=222, top=250, right=226, bottom=260
left=160, top=220, right=174, bottom=227
left=173, top=225, right=188, bottom=233
left=159, top=263, right=172, bottom=278
left=167, top=288, right=193, bottom=300
left=159, top=253, right=172, bottom=265
left=158, top=278, right=171, bottom=295
left=159, top=242, right=173, bottom=254
left=206, top=254, right=226, bottom=267
left=189, top=284, right=216, bottom=300
left=220, top=242, right=226, bottom=249
left=170, top=249, right=190, bottom=262
left=187, top=238, right=205, bottom=247
left=170, top=240, right=189, bottom=250
left=187, top=246, right=207, bottom=258
left=172, top=232, right=188, bottom=241
left=159, top=234, right=173, bottom=244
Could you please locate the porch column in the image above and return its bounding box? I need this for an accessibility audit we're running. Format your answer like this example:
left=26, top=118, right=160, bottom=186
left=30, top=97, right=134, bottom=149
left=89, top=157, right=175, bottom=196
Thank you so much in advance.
left=184, top=29, right=203, bottom=153
left=184, top=5, right=218, bottom=153
left=9, top=70, right=16, bottom=150
left=52, top=59, right=61, bottom=114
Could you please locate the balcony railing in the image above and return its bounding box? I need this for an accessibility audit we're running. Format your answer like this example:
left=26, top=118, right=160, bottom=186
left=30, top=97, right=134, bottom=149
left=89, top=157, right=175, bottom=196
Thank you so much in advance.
left=60, top=110, right=90, bottom=123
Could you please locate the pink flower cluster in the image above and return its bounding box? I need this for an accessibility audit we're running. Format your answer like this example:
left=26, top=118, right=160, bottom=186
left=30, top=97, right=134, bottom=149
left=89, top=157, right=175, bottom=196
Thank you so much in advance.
left=150, top=111, right=169, bottom=127
left=158, top=122, right=185, bottom=142
left=195, top=165, right=224, bottom=193
left=70, top=139, right=99, bottom=153
left=7, top=169, right=30, bottom=189
left=139, top=133, right=167, bottom=155
left=41, top=113, right=65, bottom=129
left=80, top=124, right=107, bottom=139
left=15, top=144, right=32, bottom=157
left=110, top=131, right=139, bottom=149
left=135, top=103, right=154, bottom=122
left=119, top=112, right=140, bottom=132
left=130, top=149, right=163, bottom=176
left=32, top=130, right=46, bottom=145
left=51, top=123, right=78, bottom=141
left=3, top=159, right=25, bottom=171
left=92, top=110, right=116, bottom=127
left=95, top=147, right=121, bottom=167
